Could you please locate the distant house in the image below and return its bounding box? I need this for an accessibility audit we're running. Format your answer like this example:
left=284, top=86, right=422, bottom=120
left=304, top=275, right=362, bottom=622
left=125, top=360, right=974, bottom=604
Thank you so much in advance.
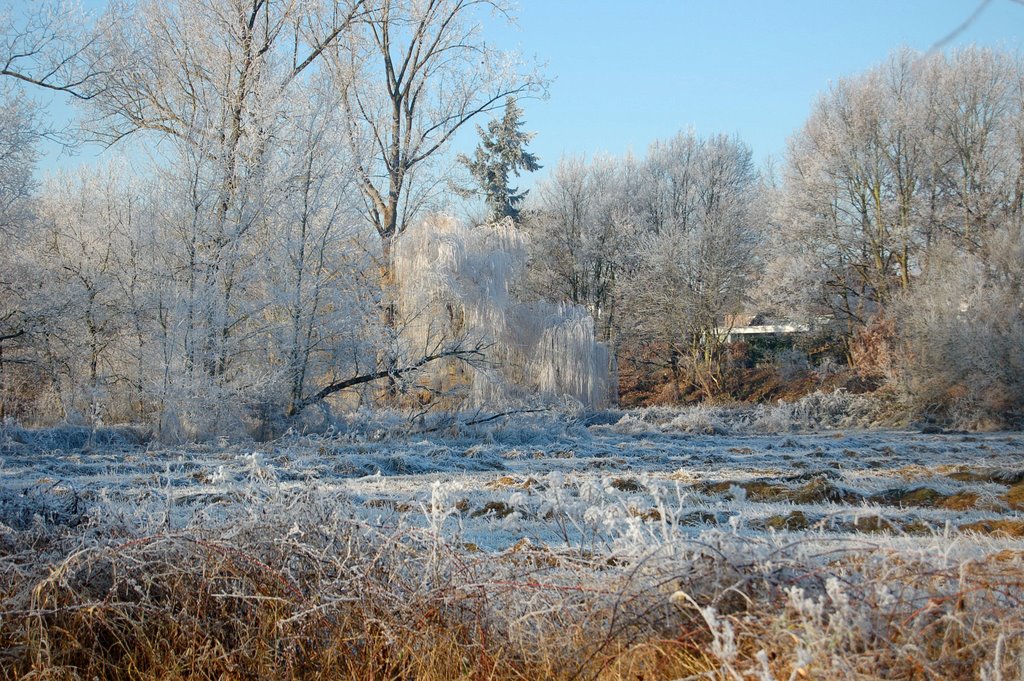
left=718, top=313, right=811, bottom=343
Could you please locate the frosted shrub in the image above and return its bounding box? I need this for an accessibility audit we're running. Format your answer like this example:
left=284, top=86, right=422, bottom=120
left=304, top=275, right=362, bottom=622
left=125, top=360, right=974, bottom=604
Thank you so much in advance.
left=600, top=394, right=885, bottom=436
left=749, top=390, right=874, bottom=432
left=749, top=403, right=798, bottom=434
left=895, top=232, right=1024, bottom=428
left=664, top=404, right=731, bottom=434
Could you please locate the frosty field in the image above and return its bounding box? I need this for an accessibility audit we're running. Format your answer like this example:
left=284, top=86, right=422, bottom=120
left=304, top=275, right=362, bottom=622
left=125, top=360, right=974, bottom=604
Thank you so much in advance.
left=4, top=405, right=1024, bottom=548
left=3, top=402, right=1024, bottom=679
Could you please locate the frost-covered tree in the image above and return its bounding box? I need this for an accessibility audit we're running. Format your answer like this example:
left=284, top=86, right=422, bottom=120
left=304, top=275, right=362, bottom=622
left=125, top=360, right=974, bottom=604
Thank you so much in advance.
left=618, top=133, right=761, bottom=389
left=762, top=46, right=1024, bottom=421
left=28, top=166, right=150, bottom=422
left=0, top=0, right=555, bottom=431
left=331, top=0, right=546, bottom=254
left=1, top=0, right=111, bottom=99
left=457, top=96, right=541, bottom=222
left=255, top=92, right=381, bottom=419
left=768, top=47, right=1023, bottom=346
left=0, top=87, right=39, bottom=419
left=0, top=0, right=121, bottom=419
left=525, top=132, right=761, bottom=393
left=0, top=88, right=36, bottom=238
left=69, top=0, right=377, bottom=433
left=391, top=214, right=613, bottom=409
left=85, top=0, right=356, bottom=378
left=525, top=154, right=624, bottom=340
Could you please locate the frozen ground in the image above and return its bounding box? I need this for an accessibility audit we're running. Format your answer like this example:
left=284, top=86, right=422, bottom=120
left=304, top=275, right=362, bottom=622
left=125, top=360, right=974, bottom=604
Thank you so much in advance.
left=3, top=401, right=1023, bottom=553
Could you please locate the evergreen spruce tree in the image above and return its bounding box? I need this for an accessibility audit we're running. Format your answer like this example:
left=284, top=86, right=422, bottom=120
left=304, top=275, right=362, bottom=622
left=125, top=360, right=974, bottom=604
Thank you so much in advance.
left=458, top=97, right=541, bottom=222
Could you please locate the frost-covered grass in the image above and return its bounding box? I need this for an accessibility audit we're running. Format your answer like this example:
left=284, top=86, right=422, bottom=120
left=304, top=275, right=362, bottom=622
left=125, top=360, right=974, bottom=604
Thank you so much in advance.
left=2, top=403, right=1023, bottom=679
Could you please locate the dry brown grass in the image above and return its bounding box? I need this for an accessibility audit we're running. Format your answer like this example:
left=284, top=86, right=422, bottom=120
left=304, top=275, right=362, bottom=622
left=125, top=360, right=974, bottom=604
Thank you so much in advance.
left=0, top=521, right=716, bottom=681
left=2, top=506, right=1023, bottom=681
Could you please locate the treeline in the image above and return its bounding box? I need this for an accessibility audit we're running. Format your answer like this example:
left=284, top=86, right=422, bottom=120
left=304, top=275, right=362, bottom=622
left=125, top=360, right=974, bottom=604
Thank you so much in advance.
left=523, top=133, right=761, bottom=398
left=776, top=48, right=1024, bottom=424
left=0, top=0, right=1022, bottom=434
left=521, top=48, right=1024, bottom=426
left=0, top=0, right=542, bottom=438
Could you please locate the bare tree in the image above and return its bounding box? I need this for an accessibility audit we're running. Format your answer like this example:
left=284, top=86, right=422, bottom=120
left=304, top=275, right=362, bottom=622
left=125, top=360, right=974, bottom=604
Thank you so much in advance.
left=333, top=0, right=546, bottom=256
left=31, top=0, right=523, bottom=428
left=524, top=133, right=761, bottom=395
left=769, top=47, right=1023, bottom=355
left=934, top=48, right=1018, bottom=243
left=0, top=0, right=114, bottom=415
left=29, top=166, right=144, bottom=421
left=0, top=87, right=36, bottom=236
left=0, top=87, right=40, bottom=419
left=84, top=0, right=368, bottom=380
left=255, top=91, right=381, bottom=418
left=86, top=0, right=368, bottom=144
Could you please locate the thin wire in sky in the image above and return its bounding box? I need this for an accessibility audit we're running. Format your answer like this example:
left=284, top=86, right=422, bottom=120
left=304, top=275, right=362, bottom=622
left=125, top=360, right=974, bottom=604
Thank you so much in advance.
left=931, top=0, right=994, bottom=51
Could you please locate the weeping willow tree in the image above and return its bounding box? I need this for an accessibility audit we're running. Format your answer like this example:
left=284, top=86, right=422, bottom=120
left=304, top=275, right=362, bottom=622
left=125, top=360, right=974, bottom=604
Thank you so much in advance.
left=392, top=215, right=614, bottom=409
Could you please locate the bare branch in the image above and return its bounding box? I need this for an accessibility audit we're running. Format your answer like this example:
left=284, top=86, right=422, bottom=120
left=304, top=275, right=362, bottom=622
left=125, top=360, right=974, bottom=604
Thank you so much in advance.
left=290, top=342, right=487, bottom=415
left=0, top=0, right=112, bottom=99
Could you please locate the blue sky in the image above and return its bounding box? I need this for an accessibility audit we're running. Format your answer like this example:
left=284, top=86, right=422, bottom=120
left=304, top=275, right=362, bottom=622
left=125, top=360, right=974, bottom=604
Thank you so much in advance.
left=483, top=0, right=1024, bottom=176
left=28, top=0, right=1024, bottom=181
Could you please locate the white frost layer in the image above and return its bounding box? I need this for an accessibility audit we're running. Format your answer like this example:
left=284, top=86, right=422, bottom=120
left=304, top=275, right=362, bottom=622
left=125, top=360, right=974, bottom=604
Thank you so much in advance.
left=392, top=215, right=614, bottom=408
left=2, top=414, right=1022, bottom=557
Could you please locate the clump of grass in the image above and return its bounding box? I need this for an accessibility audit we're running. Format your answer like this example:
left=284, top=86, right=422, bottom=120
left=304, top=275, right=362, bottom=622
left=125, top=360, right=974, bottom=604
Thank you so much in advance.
left=2, top=493, right=1023, bottom=680
left=0, top=506, right=714, bottom=681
